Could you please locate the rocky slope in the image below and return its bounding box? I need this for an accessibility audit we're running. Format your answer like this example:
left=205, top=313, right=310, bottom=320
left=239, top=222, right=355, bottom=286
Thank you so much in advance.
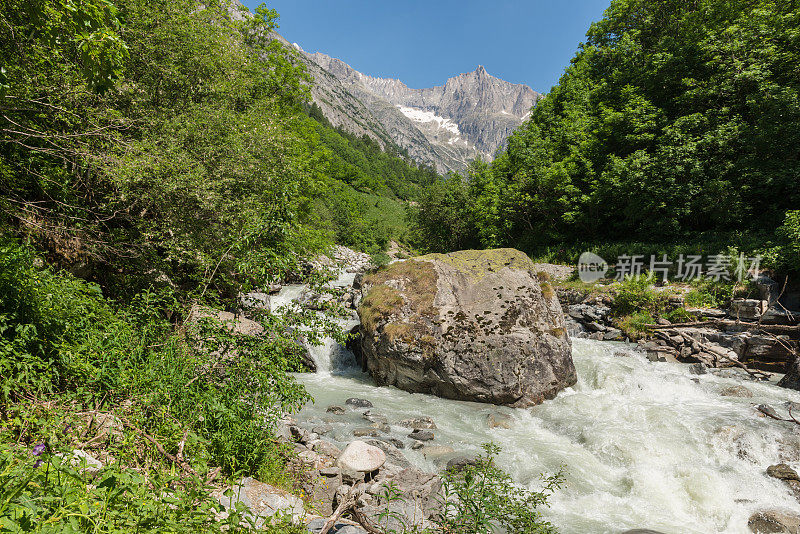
left=228, top=0, right=541, bottom=173
left=304, top=52, right=541, bottom=173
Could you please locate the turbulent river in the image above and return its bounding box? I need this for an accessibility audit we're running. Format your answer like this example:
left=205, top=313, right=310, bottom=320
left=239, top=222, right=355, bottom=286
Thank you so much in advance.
left=274, top=277, right=800, bottom=534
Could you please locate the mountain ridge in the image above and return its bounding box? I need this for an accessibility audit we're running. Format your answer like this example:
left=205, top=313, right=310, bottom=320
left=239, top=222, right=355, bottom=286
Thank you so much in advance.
left=305, top=51, right=542, bottom=172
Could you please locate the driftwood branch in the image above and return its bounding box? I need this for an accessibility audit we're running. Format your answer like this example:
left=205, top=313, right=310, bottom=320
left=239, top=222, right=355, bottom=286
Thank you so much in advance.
left=318, top=482, right=382, bottom=534
left=320, top=484, right=360, bottom=534
left=350, top=506, right=383, bottom=534
left=646, top=320, right=800, bottom=334
left=119, top=417, right=198, bottom=477
left=757, top=404, right=800, bottom=426
left=683, top=332, right=770, bottom=379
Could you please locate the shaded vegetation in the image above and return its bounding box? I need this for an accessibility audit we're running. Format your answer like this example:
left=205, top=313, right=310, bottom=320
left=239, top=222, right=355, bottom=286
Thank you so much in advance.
left=0, top=0, right=437, bottom=530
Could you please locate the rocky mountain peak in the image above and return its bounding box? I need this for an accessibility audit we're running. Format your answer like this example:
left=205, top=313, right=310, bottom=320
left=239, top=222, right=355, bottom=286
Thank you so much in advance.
left=297, top=49, right=542, bottom=173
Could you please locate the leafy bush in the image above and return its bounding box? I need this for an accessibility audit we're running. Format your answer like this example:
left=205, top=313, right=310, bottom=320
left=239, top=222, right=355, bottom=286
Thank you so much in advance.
left=664, top=307, right=694, bottom=324
left=617, top=311, right=656, bottom=340
left=612, top=274, right=669, bottom=317
left=0, top=443, right=230, bottom=533
left=683, top=278, right=737, bottom=309
left=777, top=210, right=800, bottom=272
left=0, top=238, right=134, bottom=401
left=435, top=444, right=561, bottom=534
left=375, top=444, right=562, bottom=534
left=0, top=239, right=337, bottom=480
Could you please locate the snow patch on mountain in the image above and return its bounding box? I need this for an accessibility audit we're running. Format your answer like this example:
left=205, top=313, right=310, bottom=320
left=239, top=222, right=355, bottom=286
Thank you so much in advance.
left=396, top=105, right=460, bottom=135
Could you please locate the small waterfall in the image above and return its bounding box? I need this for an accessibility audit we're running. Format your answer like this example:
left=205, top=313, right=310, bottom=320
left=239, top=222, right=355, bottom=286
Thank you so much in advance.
left=273, top=270, right=362, bottom=375
left=271, top=284, right=306, bottom=310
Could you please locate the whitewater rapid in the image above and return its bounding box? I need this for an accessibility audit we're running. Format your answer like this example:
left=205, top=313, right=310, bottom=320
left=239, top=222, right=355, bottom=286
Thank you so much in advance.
left=274, top=282, right=800, bottom=534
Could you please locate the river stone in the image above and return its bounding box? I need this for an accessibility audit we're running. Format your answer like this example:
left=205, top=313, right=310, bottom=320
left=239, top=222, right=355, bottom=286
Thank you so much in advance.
left=367, top=467, right=442, bottom=522
left=326, top=405, right=346, bottom=415
left=689, top=363, right=708, bottom=375
left=357, top=249, right=576, bottom=407
left=306, top=517, right=367, bottom=534
left=311, top=440, right=342, bottom=459
left=487, top=413, right=513, bottom=429
left=421, top=445, right=455, bottom=460
left=337, top=441, right=386, bottom=473
left=720, top=385, right=754, bottom=398
left=214, top=477, right=305, bottom=527
left=446, top=455, right=479, bottom=472
left=312, top=424, right=333, bottom=435
left=779, top=352, right=800, bottom=392
left=758, top=404, right=782, bottom=419
left=363, top=411, right=387, bottom=424
left=320, top=466, right=341, bottom=477
left=767, top=464, right=800, bottom=481
left=408, top=429, right=434, bottom=441
left=353, top=428, right=380, bottom=438
left=748, top=509, right=800, bottom=533
left=67, top=450, right=103, bottom=475
left=346, top=398, right=373, bottom=408
left=365, top=440, right=412, bottom=468
left=396, top=416, right=437, bottom=430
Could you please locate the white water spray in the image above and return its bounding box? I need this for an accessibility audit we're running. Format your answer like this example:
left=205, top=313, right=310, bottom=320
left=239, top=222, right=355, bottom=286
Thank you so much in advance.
left=278, top=272, right=800, bottom=533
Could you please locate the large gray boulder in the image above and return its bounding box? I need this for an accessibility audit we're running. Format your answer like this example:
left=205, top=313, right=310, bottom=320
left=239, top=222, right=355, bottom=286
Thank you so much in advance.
left=357, top=249, right=576, bottom=407
left=213, top=477, right=306, bottom=527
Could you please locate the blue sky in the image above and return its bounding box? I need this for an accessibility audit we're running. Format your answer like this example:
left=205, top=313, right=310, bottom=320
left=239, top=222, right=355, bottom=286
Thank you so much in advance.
left=242, top=0, right=611, bottom=93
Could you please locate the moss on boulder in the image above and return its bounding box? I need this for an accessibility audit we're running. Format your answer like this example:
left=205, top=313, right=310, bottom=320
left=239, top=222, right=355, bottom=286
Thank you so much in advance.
left=356, top=249, right=576, bottom=407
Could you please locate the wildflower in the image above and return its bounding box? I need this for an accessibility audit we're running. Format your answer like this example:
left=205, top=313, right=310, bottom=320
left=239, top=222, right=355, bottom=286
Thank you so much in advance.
left=31, top=443, right=46, bottom=468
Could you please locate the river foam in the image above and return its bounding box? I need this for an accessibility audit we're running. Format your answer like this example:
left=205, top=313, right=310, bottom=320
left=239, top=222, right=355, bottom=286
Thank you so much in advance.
left=276, top=283, right=800, bottom=533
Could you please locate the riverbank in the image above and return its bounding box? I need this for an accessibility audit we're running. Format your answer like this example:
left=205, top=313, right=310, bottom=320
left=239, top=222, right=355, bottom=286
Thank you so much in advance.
left=215, top=249, right=800, bottom=533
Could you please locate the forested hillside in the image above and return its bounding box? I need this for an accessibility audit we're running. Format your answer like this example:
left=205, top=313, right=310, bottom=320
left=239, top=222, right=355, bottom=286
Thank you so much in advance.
left=413, top=0, right=800, bottom=270
left=0, top=0, right=435, bottom=529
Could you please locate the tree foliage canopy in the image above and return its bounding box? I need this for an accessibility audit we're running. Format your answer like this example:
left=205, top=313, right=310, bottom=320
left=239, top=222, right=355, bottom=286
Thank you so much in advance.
left=414, top=0, right=800, bottom=259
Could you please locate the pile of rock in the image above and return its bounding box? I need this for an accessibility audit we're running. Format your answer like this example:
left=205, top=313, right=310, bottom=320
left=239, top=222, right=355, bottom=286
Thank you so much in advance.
left=637, top=324, right=797, bottom=372
left=565, top=299, right=622, bottom=340
left=556, top=281, right=800, bottom=376
left=215, top=400, right=461, bottom=533
left=310, top=245, right=374, bottom=275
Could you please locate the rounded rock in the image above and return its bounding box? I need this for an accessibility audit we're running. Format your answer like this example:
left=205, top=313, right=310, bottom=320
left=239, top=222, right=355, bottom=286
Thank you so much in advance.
left=720, top=385, right=754, bottom=398
left=748, top=509, right=800, bottom=533
left=408, top=429, right=434, bottom=441
left=346, top=398, right=373, bottom=409
left=336, top=440, right=386, bottom=473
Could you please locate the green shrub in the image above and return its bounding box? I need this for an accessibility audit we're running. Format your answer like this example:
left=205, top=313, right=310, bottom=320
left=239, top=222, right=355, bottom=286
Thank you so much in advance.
left=612, top=274, right=669, bottom=317
left=0, top=239, right=334, bottom=481
left=375, top=443, right=561, bottom=534
left=0, top=443, right=238, bottom=533
left=664, top=307, right=694, bottom=324
left=0, top=238, right=133, bottom=401
left=777, top=210, right=800, bottom=272
left=683, top=278, right=737, bottom=309
left=617, top=311, right=656, bottom=340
